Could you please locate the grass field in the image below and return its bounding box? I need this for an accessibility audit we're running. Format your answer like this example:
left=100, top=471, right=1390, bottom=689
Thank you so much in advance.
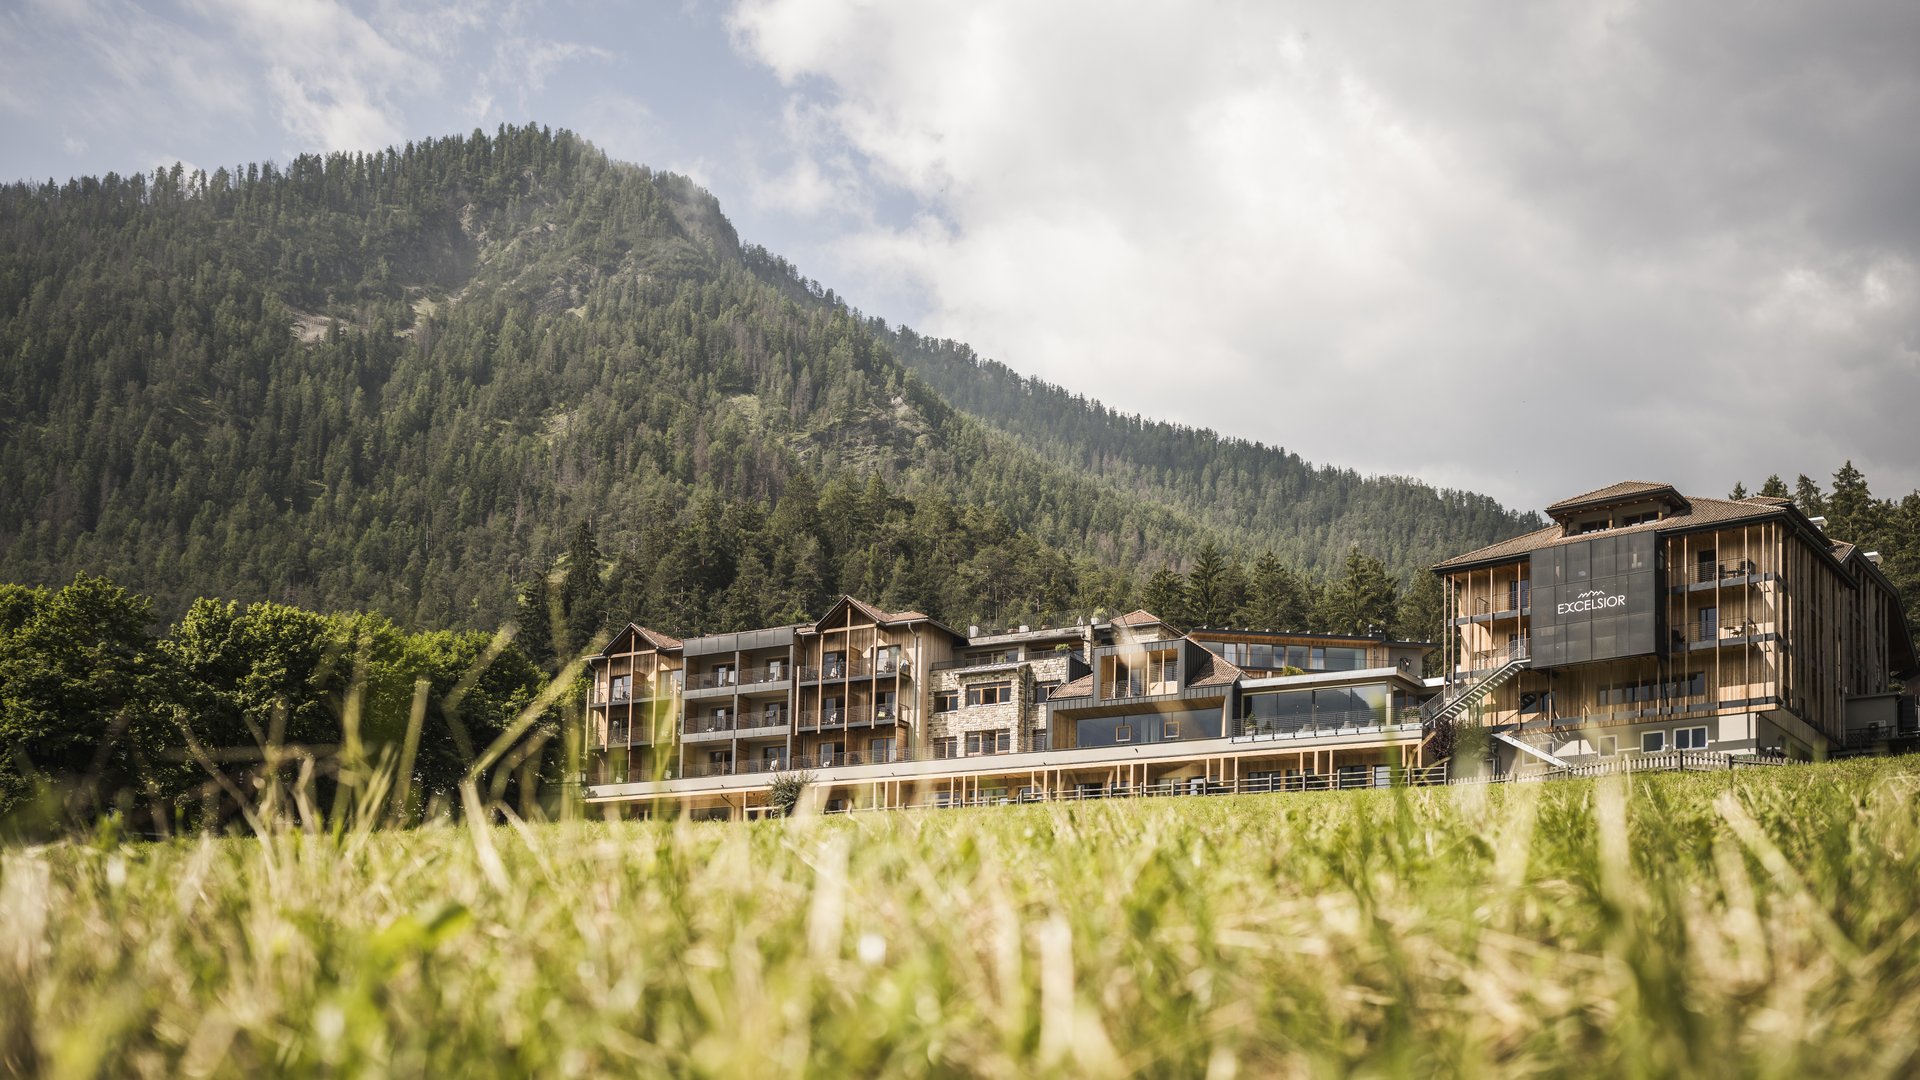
left=5, top=759, right=1920, bottom=1077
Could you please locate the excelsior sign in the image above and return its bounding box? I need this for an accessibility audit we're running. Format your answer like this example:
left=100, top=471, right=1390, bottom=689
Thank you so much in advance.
left=1557, top=588, right=1629, bottom=616
left=1528, top=533, right=1662, bottom=666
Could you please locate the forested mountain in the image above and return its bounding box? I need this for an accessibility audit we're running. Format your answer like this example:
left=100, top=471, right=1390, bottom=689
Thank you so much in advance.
left=0, top=124, right=1535, bottom=652
left=868, top=323, right=1535, bottom=575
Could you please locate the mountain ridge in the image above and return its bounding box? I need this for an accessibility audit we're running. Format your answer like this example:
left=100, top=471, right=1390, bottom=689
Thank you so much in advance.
left=0, top=124, right=1537, bottom=639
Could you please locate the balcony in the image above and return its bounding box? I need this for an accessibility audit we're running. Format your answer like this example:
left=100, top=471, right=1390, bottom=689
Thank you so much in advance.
left=1672, top=560, right=1776, bottom=593
left=1233, top=706, right=1424, bottom=742
left=683, top=663, right=795, bottom=694
left=794, top=704, right=902, bottom=731
left=589, top=680, right=677, bottom=707
left=600, top=722, right=667, bottom=747
left=1452, top=593, right=1531, bottom=627
left=797, top=656, right=906, bottom=683
left=1675, top=621, right=1777, bottom=652
left=1101, top=675, right=1180, bottom=701
left=683, top=711, right=793, bottom=738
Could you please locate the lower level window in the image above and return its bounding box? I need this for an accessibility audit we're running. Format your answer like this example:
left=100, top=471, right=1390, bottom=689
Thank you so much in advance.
left=1598, top=736, right=1618, bottom=757
left=1674, top=726, right=1709, bottom=750
left=1641, top=730, right=1666, bottom=753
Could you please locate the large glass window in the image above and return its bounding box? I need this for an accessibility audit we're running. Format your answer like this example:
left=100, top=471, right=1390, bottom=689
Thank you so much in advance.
left=1321, top=647, right=1368, bottom=671
left=1242, top=684, right=1392, bottom=733
left=1072, top=709, right=1220, bottom=748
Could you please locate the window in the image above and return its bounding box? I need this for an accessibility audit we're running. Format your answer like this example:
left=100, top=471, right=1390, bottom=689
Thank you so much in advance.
left=610, top=674, right=632, bottom=701
left=761, top=746, right=784, bottom=766
left=965, top=732, right=986, bottom=755
left=765, top=659, right=786, bottom=681
left=1034, top=682, right=1060, bottom=702
left=1163, top=719, right=1183, bottom=739
left=817, top=742, right=843, bottom=767
left=713, top=663, right=736, bottom=686
left=875, top=690, right=896, bottom=720
left=824, top=651, right=846, bottom=678
left=996, top=730, right=1011, bottom=753
left=1641, top=731, right=1666, bottom=753
left=1698, top=606, right=1718, bottom=642
left=868, top=736, right=897, bottom=762
left=1599, top=736, right=1618, bottom=757
left=875, top=645, right=901, bottom=674
left=1697, top=548, right=1717, bottom=583
left=934, top=690, right=959, bottom=712
left=967, top=681, right=1014, bottom=707
left=1675, top=726, right=1709, bottom=750
left=763, top=703, right=786, bottom=725
left=933, top=736, right=957, bottom=759
left=1114, top=723, right=1134, bottom=743
left=823, top=696, right=844, bottom=723
left=1029, top=727, right=1047, bottom=750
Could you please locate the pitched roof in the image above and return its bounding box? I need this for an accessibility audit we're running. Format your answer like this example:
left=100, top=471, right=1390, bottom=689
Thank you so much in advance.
left=1545, top=480, right=1683, bottom=514
left=1049, top=672, right=1095, bottom=699
left=1435, top=494, right=1793, bottom=570
left=805, top=595, right=966, bottom=639
left=597, top=622, right=682, bottom=656
left=1189, top=650, right=1243, bottom=688
left=1111, top=609, right=1162, bottom=626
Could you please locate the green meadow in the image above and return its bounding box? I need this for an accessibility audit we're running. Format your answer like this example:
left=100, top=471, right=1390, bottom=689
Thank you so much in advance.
left=5, top=759, right=1919, bottom=1077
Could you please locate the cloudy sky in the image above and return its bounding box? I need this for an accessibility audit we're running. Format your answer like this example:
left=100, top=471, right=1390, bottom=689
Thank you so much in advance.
left=3, top=0, right=1916, bottom=511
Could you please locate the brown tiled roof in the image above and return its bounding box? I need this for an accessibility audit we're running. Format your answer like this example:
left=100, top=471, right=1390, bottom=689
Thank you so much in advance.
left=1050, top=673, right=1094, bottom=698
left=1435, top=495, right=1792, bottom=570
left=598, top=623, right=682, bottom=656
left=1830, top=540, right=1857, bottom=562
left=1545, top=480, right=1680, bottom=513
left=804, top=595, right=966, bottom=640
left=1189, top=651, right=1242, bottom=688
left=1112, top=609, right=1162, bottom=626
left=637, top=626, right=684, bottom=650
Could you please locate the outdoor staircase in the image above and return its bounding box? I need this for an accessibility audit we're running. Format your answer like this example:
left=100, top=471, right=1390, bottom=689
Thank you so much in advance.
left=1418, top=638, right=1530, bottom=760
left=1492, top=729, right=1569, bottom=769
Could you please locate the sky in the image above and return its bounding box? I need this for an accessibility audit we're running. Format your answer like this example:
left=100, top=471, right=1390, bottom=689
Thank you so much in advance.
left=3, top=0, right=1916, bottom=512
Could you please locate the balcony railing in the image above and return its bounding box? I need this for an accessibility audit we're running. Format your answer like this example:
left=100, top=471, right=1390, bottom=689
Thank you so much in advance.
left=684, top=711, right=793, bottom=736
left=1675, top=621, right=1774, bottom=646
left=600, top=723, right=668, bottom=747
left=1101, top=675, right=1180, bottom=700
left=794, top=705, right=902, bottom=730
left=684, top=664, right=794, bottom=691
left=590, top=680, right=678, bottom=706
left=1234, top=706, right=1424, bottom=740
left=797, top=657, right=907, bottom=682
left=1690, top=559, right=1758, bottom=584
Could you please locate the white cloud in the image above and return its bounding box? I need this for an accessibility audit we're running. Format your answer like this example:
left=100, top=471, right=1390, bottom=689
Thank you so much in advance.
left=195, top=0, right=423, bottom=153
left=727, top=0, right=1920, bottom=508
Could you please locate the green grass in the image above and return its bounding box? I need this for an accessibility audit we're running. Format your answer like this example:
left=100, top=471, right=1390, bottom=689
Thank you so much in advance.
left=6, top=759, right=1920, bottom=1077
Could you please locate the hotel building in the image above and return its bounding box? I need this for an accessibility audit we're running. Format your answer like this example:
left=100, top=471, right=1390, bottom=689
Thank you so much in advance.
left=584, top=605, right=1437, bottom=818
left=1429, top=481, right=1917, bottom=771
left=580, top=479, right=1914, bottom=815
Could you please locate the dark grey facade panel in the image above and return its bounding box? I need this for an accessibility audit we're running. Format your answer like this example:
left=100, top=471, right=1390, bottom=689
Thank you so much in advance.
left=1529, top=533, right=1663, bottom=667
left=683, top=626, right=798, bottom=656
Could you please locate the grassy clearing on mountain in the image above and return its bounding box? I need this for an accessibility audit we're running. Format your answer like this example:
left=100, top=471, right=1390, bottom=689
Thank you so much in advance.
left=4, top=758, right=1919, bottom=1077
